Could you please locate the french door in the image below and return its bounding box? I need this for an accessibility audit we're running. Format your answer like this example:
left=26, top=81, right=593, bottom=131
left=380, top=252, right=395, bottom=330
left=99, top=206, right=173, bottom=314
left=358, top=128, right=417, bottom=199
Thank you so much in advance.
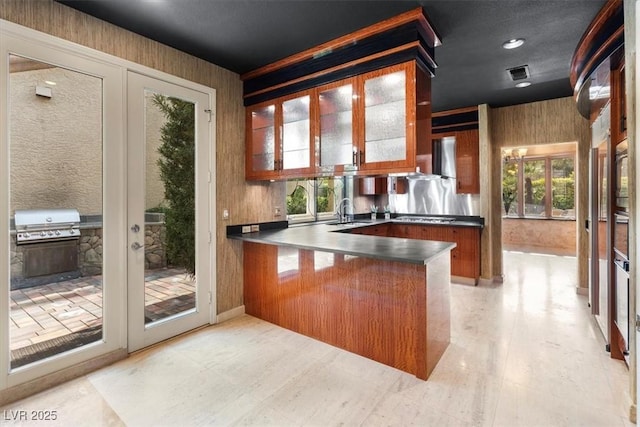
left=1, top=21, right=216, bottom=393
left=1, top=28, right=125, bottom=387
left=126, top=72, right=213, bottom=352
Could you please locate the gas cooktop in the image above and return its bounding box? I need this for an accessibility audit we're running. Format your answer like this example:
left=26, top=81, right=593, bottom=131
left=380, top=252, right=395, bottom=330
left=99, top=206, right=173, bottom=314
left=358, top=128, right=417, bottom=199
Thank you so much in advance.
left=394, top=216, right=456, bottom=224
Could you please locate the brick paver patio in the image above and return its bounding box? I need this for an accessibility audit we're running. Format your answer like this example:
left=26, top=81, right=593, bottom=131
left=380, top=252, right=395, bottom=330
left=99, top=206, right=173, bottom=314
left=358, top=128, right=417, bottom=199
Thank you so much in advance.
left=10, top=268, right=195, bottom=354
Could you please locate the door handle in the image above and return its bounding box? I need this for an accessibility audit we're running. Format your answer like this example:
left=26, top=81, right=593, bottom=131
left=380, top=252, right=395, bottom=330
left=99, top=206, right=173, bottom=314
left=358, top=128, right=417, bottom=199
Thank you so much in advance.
left=131, top=242, right=144, bottom=250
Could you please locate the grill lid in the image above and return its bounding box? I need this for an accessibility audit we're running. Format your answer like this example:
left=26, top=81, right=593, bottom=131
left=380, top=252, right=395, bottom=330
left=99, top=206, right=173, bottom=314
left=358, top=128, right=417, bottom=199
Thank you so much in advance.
left=15, top=208, right=80, bottom=228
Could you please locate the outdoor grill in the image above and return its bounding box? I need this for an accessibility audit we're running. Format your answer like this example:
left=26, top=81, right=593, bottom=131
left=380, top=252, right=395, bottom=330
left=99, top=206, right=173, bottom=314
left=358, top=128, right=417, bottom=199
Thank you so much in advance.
left=14, top=208, right=81, bottom=244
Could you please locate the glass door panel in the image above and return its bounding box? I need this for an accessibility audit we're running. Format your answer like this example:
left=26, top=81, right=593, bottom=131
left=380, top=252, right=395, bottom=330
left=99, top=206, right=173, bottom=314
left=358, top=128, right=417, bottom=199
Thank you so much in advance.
left=249, top=104, right=277, bottom=174
left=8, top=55, right=103, bottom=369
left=364, top=70, right=406, bottom=163
left=127, top=72, right=211, bottom=352
left=319, top=84, right=355, bottom=173
left=282, top=95, right=311, bottom=171
left=142, top=91, right=196, bottom=324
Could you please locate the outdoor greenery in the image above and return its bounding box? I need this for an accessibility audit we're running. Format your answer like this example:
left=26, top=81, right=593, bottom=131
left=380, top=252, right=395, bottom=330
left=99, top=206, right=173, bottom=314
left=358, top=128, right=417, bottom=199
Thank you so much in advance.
left=286, top=178, right=339, bottom=217
left=153, top=94, right=196, bottom=276
left=502, top=157, right=575, bottom=216
left=502, top=162, right=517, bottom=215
left=287, top=182, right=308, bottom=215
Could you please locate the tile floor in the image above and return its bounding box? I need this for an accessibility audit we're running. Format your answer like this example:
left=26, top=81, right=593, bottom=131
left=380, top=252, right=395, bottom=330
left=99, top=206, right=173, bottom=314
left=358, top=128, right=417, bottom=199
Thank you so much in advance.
left=0, top=251, right=632, bottom=426
left=10, top=268, right=194, bottom=351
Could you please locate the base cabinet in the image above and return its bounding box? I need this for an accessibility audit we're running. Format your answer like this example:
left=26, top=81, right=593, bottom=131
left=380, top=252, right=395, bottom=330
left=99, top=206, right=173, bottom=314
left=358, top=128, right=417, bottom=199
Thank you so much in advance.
left=353, top=223, right=481, bottom=282
left=243, top=241, right=451, bottom=379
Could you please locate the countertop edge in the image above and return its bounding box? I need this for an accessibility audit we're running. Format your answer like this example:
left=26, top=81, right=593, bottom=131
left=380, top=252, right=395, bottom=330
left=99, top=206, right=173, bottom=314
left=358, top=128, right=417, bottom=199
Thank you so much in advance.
left=229, top=223, right=457, bottom=265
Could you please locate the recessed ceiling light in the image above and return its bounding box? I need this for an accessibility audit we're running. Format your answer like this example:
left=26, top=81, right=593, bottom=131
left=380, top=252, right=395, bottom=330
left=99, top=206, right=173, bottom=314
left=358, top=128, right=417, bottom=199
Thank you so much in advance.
left=515, top=82, right=531, bottom=88
left=503, top=38, right=525, bottom=49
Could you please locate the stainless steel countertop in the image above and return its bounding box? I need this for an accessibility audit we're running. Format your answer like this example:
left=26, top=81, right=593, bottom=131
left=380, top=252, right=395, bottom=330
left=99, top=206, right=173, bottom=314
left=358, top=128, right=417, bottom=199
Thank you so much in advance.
left=228, top=220, right=456, bottom=265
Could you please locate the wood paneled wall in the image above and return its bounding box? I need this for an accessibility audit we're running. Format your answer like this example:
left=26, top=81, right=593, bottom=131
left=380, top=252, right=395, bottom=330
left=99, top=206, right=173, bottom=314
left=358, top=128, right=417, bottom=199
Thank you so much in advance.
left=485, top=97, right=591, bottom=290
left=0, top=0, right=284, bottom=314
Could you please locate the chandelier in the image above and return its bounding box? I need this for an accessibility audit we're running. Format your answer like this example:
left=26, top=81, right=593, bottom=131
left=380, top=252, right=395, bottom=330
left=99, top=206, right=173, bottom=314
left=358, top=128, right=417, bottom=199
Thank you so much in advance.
left=503, top=147, right=528, bottom=162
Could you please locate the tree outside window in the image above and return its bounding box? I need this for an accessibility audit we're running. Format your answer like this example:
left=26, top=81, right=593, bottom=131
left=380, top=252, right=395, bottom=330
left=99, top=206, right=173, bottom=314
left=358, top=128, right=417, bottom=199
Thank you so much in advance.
left=502, top=154, right=575, bottom=219
left=502, top=161, right=518, bottom=216
left=551, top=158, right=575, bottom=217
left=286, top=177, right=344, bottom=222
left=524, top=160, right=546, bottom=216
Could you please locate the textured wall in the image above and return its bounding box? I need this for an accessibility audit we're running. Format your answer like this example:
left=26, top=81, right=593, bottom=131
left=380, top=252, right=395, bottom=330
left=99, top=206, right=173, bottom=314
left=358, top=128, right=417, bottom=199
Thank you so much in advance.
left=488, top=97, right=591, bottom=290
left=0, top=0, right=283, bottom=314
left=502, top=218, right=577, bottom=256
left=9, top=67, right=166, bottom=214
left=10, top=67, right=102, bottom=214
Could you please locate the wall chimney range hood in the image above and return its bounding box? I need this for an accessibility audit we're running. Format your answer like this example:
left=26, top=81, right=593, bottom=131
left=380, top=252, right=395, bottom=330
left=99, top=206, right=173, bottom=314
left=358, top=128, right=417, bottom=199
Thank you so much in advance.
left=392, top=136, right=456, bottom=180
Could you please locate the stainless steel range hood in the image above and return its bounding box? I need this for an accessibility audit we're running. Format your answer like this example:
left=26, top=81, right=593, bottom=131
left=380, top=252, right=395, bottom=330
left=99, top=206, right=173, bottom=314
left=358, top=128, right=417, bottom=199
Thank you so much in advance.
left=431, top=136, right=456, bottom=178
left=391, top=136, right=456, bottom=180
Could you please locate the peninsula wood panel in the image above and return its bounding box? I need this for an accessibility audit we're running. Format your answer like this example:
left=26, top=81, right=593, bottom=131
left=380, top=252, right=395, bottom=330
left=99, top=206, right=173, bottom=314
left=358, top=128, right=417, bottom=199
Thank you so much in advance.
left=0, top=0, right=287, bottom=314
left=242, top=241, right=451, bottom=379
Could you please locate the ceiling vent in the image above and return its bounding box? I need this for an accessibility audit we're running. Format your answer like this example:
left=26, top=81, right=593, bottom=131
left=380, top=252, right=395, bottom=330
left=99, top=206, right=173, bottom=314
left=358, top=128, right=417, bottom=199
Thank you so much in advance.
left=507, top=65, right=530, bottom=81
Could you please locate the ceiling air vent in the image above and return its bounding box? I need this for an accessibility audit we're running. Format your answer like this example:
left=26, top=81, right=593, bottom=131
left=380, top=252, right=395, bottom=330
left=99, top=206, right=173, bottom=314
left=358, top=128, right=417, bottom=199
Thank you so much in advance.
left=507, top=65, right=530, bottom=81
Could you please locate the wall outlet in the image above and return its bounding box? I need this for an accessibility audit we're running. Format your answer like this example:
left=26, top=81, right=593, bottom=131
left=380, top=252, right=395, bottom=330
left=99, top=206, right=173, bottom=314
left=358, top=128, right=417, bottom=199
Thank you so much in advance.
left=241, top=225, right=251, bottom=233
left=250, top=224, right=260, bottom=232
left=223, top=209, right=229, bottom=220
left=274, top=206, right=282, bottom=217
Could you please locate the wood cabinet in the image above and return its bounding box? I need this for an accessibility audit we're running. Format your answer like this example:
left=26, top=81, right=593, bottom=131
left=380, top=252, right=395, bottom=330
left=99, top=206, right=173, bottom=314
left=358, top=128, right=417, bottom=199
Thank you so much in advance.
left=246, top=61, right=431, bottom=180
left=317, top=79, right=358, bottom=175
left=611, top=60, right=626, bottom=144
left=432, top=129, right=479, bottom=194
left=352, top=223, right=481, bottom=282
left=246, top=92, right=316, bottom=180
left=454, top=129, right=480, bottom=194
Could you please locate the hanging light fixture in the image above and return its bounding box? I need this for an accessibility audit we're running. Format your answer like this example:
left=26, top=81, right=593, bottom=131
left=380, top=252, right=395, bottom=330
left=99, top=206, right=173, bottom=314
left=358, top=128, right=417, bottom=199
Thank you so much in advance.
left=503, top=147, right=528, bottom=162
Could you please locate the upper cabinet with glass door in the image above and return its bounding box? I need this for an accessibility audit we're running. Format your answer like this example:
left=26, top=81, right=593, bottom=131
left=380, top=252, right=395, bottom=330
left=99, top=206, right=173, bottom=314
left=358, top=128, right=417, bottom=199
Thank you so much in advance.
left=246, top=93, right=315, bottom=180
left=242, top=8, right=439, bottom=180
left=317, top=79, right=357, bottom=176
left=246, top=61, right=430, bottom=180
left=356, top=62, right=419, bottom=174
left=246, top=102, right=278, bottom=180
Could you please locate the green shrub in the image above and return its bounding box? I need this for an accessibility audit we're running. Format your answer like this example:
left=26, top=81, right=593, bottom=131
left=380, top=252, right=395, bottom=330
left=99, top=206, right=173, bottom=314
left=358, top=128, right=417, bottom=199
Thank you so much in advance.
left=153, top=95, right=195, bottom=276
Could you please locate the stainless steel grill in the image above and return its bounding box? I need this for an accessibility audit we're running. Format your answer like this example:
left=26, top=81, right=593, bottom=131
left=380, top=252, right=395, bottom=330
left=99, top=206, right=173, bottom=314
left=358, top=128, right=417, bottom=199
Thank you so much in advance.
left=14, top=208, right=81, bottom=244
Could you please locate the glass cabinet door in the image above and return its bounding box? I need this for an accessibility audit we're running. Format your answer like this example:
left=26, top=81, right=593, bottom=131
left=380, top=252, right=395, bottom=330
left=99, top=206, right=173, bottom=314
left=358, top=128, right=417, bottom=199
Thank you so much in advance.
left=282, top=95, right=312, bottom=173
left=318, top=83, right=356, bottom=174
left=361, top=64, right=411, bottom=170
left=247, top=104, right=277, bottom=178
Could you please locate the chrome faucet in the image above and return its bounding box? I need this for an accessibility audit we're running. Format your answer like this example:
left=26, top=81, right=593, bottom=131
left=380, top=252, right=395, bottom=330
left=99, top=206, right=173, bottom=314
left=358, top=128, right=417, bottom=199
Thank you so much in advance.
left=335, top=198, right=354, bottom=223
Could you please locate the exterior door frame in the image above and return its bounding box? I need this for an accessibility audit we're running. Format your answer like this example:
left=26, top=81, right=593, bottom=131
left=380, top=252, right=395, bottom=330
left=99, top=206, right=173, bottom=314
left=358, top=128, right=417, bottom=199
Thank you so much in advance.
left=0, top=24, right=125, bottom=388
left=0, top=19, right=217, bottom=391
left=126, top=71, right=215, bottom=352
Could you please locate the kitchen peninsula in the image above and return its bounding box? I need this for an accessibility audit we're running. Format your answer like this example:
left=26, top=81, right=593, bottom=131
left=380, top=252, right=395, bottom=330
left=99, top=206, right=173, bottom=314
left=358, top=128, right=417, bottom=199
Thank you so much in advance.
left=228, top=221, right=455, bottom=380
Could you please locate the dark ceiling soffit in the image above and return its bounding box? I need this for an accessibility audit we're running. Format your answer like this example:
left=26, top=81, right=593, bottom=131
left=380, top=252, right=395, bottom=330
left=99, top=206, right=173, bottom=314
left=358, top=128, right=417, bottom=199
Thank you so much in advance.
left=432, top=110, right=479, bottom=133
left=243, top=22, right=435, bottom=97
left=244, top=48, right=433, bottom=107
left=570, top=0, right=623, bottom=96
left=242, top=8, right=438, bottom=107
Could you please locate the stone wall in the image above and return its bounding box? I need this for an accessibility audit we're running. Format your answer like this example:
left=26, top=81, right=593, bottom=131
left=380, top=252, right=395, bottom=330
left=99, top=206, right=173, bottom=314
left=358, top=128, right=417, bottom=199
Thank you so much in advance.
left=10, top=223, right=167, bottom=288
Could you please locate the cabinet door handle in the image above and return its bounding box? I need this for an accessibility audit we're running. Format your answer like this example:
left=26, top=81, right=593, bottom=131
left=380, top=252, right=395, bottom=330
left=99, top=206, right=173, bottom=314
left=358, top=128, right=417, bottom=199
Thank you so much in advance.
left=352, top=149, right=357, bottom=166
left=359, top=150, right=364, bottom=165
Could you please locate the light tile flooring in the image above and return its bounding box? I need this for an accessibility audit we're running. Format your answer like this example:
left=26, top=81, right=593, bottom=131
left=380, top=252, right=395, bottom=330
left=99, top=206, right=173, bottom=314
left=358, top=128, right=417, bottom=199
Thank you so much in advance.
left=0, top=251, right=632, bottom=426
